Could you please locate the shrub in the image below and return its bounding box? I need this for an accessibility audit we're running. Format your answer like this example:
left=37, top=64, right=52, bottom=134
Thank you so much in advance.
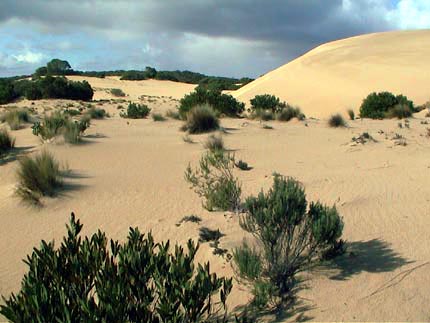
left=32, top=111, right=68, bottom=141
left=234, top=175, right=344, bottom=307
left=120, top=102, right=151, bottom=119
left=0, top=214, right=233, bottom=322
left=165, top=109, right=181, bottom=120
left=0, top=79, right=18, bottom=104
left=183, top=104, right=219, bottom=134
left=87, top=107, right=107, bottom=119
left=16, top=150, right=64, bottom=204
left=235, top=160, right=252, bottom=171
left=386, top=104, right=413, bottom=119
left=63, top=108, right=81, bottom=116
left=199, top=227, right=224, bottom=243
left=276, top=105, right=305, bottom=121
left=152, top=113, right=166, bottom=121
left=347, top=109, right=355, bottom=120
left=328, top=114, right=347, bottom=127
left=110, top=88, right=126, bottom=97
left=359, top=91, right=414, bottom=119
left=0, top=129, right=15, bottom=157
left=204, top=134, right=224, bottom=152
left=179, top=87, right=245, bottom=117
left=176, top=215, right=202, bottom=225
left=251, top=109, right=274, bottom=121
left=0, top=108, right=31, bottom=130
left=185, top=150, right=241, bottom=211
left=250, top=94, right=285, bottom=113
left=63, top=116, right=90, bottom=144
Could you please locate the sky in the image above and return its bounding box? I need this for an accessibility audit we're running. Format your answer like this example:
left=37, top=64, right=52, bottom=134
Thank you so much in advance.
left=0, top=0, right=430, bottom=78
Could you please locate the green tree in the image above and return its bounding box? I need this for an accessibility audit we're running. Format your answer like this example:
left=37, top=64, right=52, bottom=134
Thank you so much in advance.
left=46, top=59, right=72, bottom=75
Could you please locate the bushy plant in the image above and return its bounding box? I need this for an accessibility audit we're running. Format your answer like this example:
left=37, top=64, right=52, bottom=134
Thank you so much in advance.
left=276, top=105, right=305, bottom=121
left=16, top=150, right=64, bottom=204
left=63, top=116, right=90, bottom=144
left=165, top=109, right=181, bottom=120
left=250, top=94, right=284, bottom=113
left=0, top=79, right=18, bottom=104
left=110, top=88, right=126, bottom=97
left=0, top=108, right=31, bottom=130
left=359, top=91, right=414, bottom=119
left=179, top=87, right=245, bottom=117
left=120, top=102, right=151, bottom=119
left=234, top=175, right=344, bottom=308
left=347, top=109, right=355, bottom=120
left=204, top=134, right=224, bottom=152
left=87, top=107, right=107, bottom=119
left=0, top=129, right=15, bottom=157
left=152, top=113, right=166, bottom=121
left=185, top=150, right=241, bottom=212
left=235, top=160, right=251, bottom=171
left=386, top=104, right=413, bottom=119
left=328, top=114, right=347, bottom=127
left=0, top=214, right=233, bottom=322
left=251, top=109, right=274, bottom=121
left=183, top=104, right=220, bottom=134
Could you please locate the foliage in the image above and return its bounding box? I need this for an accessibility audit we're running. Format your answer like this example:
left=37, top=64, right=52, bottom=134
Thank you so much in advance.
left=250, top=94, right=285, bottom=113
left=0, top=214, right=233, bottom=322
left=152, top=113, right=167, bottom=121
left=204, top=134, right=225, bottom=152
left=385, top=104, right=413, bottom=119
left=15, top=150, right=64, bottom=204
left=276, top=105, right=305, bottom=122
left=0, top=129, right=15, bottom=158
left=183, top=104, right=220, bottom=134
left=179, top=87, right=245, bottom=117
left=185, top=150, right=241, bottom=212
left=347, top=109, right=355, bottom=120
left=359, top=91, right=415, bottom=119
left=120, top=102, right=151, bottom=119
left=328, top=114, right=347, bottom=127
left=199, top=227, right=224, bottom=243
left=235, top=160, right=251, bottom=171
left=165, top=109, right=181, bottom=120
left=87, top=107, right=107, bottom=119
left=46, top=59, right=72, bottom=75
left=0, top=79, right=18, bottom=104
left=0, top=108, right=31, bottom=130
left=234, top=175, right=344, bottom=307
left=110, top=88, right=126, bottom=97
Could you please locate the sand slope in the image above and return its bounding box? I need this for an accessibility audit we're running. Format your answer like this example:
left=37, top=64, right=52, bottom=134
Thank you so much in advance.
left=233, top=29, right=430, bottom=118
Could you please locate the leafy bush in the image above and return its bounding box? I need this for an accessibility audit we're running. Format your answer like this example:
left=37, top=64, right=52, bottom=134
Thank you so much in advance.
left=0, top=108, right=31, bottom=130
left=110, top=88, right=126, bottom=97
left=204, top=134, right=224, bottom=152
left=16, top=150, right=64, bottom=204
left=276, top=105, right=305, bottom=121
left=328, top=114, right=347, bottom=127
left=250, top=94, right=284, bottom=113
left=0, top=129, right=15, bottom=157
left=234, top=175, right=344, bottom=307
left=152, top=113, right=166, bottom=121
left=359, top=91, right=414, bottom=119
left=179, top=87, right=245, bottom=117
left=185, top=150, right=241, bottom=212
left=0, top=79, right=18, bottom=104
left=347, top=109, right=355, bottom=120
left=120, top=102, right=151, bottom=119
left=87, top=107, right=107, bottom=119
left=0, top=214, right=233, bottom=322
left=183, top=104, right=219, bottom=134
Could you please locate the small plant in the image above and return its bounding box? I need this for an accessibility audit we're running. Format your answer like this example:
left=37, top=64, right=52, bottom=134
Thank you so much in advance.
left=276, top=105, right=305, bottom=121
left=64, top=108, right=81, bottom=116
left=176, top=215, right=202, bottom=226
left=185, top=150, right=241, bottom=212
left=261, top=124, right=273, bottom=130
left=199, top=227, right=224, bottom=243
left=183, top=104, right=219, bottom=134
left=120, top=102, right=151, bottom=119
left=351, top=132, right=376, bottom=144
left=328, top=114, right=347, bottom=127
left=63, top=116, right=91, bottom=144
left=110, top=88, right=126, bottom=97
left=32, top=111, right=67, bottom=141
left=182, top=134, right=194, bottom=144
left=165, top=109, right=181, bottom=120
left=0, top=108, right=31, bottom=130
left=204, top=134, right=224, bottom=152
left=235, top=160, right=252, bottom=171
left=347, top=109, right=355, bottom=120
left=152, top=113, right=166, bottom=122
left=0, top=129, right=15, bottom=157
left=253, top=109, right=274, bottom=121
left=87, top=107, right=107, bottom=119
left=16, top=150, right=64, bottom=205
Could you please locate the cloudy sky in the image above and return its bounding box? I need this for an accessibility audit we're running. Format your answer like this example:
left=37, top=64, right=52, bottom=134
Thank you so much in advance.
left=0, top=0, right=429, bottom=78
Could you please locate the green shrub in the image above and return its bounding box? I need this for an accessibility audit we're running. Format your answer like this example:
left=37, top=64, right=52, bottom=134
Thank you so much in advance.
left=63, top=108, right=81, bottom=116
left=0, top=214, right=233, bottom=322
left=152, top=113, right=166, bottom=121
left=204, top=134, right=224, bottom=152
left=359, top=91, right=414, bottom=119
left=0, top=108, right=31, bottom=130
left=179, top=87, right=245, bottom=117
left=183, top=104, right=220, bottom=134
left=185, top=150, right=241, bottom=211
left=234, top=175, right=344, bottom=307
left=63, top=116, right=90, bottom=144
left=276, top=105, right=305, bottom=121
left=328, top=114, right=347, bottom=127
left=32, top=111, right=67, bottom=140
left=199, top=227, right=224, bottom=243
left=0, top=79, right=18, bottom=104
left=87, top=107, right=107, bottom=119
left=120, top=102, right=151, bottom=119
left=16, top=150, right=64, bottom=204
left=235, top=160, right=252, bottom=171
left=0, top=129, right=15, bottom=157
left=347, top=109, right=355, bottom=120
left=110, top=88, right=126, bottom=97
left=250, top=94, right=286, bottom=113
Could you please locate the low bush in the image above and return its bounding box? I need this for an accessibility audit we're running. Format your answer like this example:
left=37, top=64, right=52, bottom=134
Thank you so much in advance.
left=63, top=116, right=91, bottom=144
left=110, top=88, right=126, bottom=97
left=204, top=134, right=224, bottom=152
left=0, top=129, right=15, bottom=157
left=385, top=104, right=413, bottom=119
left=328, top=114, right=347, bottom=127
left=276, top=105, right=305, bottom=121
left=165, top=109, right=181, bottom=120
left=250, top=94, right=286, bottom=113
left=16, top=150, right=64, bottom=204
left=0, top=108, right=31, bottom=130
left=234, top=175, right=344, bottom=308
left=87, top=107, right=107, bottom=119
left=120, top=102, right=151, bottom=119
left=0, top=214, right=233, bottom=322
left=359, top=91, right=415, bottom=119
left=152, top=113, right=166, bottom=121
left=251, top=109, right=274, bottom=121
left=185, top=150, right=241, bottom=212
left=347, top=109, right=355, bottom=120
left=183, top=104, right=219, bottom=134
left=63, top=108, right=81, bottom=116
left=235, top=160, right=252, bottom=171
left=0, top=79, right=18, bottom=104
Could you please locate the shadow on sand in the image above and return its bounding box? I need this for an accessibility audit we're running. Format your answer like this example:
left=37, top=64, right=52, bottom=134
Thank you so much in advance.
left=0, top=145, right=35, bottom=166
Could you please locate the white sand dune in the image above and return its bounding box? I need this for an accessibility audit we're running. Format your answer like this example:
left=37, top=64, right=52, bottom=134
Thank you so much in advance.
left=233, top=30, right=430, bottom=118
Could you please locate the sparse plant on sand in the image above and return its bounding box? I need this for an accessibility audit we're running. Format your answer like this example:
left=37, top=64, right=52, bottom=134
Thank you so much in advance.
left=347, top=109, right=355, bottom=120
left=0, top=108, right=31, bottom=130
left=182, top=104, right=219, bottom=134
left=235, top=159, right=252, bottom=171
left=233, top=175, right=344, bottom=308
left=152, top=113, right=166, bottom=122
left=185, top=150, right=241, bottom=212
left=120, top=102, right=151, bottom=119
left=204, top=134, right=224, bottom=152
left=87, top=107, right=107, bottom=119
left=110, top=88, right=126, bottom=97
left=16, top=150, right=64, bottom=205
left=165, top=109, right=181, bottom=120
left=0, top=129, right=15, bottom=158
left=328, top=114, right=347, bottom=127
left=276, top=105, right=305, bottom=121
left=176, top=214, right=202, bottom=226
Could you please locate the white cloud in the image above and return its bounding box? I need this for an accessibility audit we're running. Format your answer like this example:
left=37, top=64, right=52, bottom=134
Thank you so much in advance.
left=387, top=0, right=430, bottom=29
left=12, top=51, right=45, bottom=64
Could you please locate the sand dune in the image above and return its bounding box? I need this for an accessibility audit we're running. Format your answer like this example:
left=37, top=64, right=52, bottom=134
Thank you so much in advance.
left=232, top=30, right=430, bottom=118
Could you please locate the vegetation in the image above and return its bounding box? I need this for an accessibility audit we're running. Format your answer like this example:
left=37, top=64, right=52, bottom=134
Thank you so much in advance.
left=0, top=214, right=234, bottom=322
left=120, top=102, right=151, bottom=119
left=179, top=87, right=245, bottom=117
left=233, top=175, right=344, bottom=308
left=16, top=150, right=64, bottom=204
left=251, top=109, right=274, bottom=121
left=235, top=160, right=252, bottom=171
left=328, top=114, right=347, bottom=127
left=0, top=108, right=31, bottom=130
left=177, top=215, right=202, bottom=225
left=87, top=107, right=107, bottom=119
left=165, top=109, right=181, bottom=120
left=152, top=113, right=166, bottom=122
left=110, top=88, right=126, bottom=97
left=204, top=134, right=225, bottom=152
left=347, top=109, right=355, bottom=120
left=0, top=129, right=15, bottom=158
left=182, top=104, right=220, bottom=134
left=250, top=94, right=285, bottom=113
left=359, top=91, right=414, bottom=119
left=276, top=105, right=305, bottom=121
left=199, top=227, right=224, bottom=243
left=0, top=79, right=18, bottom=104
left=185, top=150, right=241, bottom=212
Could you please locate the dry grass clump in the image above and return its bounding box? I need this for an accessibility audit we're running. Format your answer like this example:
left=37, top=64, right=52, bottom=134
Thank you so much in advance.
left=0, top=108, right=31, bottom=130
left=276, top=105, right=305, bottom=121
left=165, top=109, right=181, bottom=120
left=328, top=114, right=347, bottom=127
left=347, top=109, right=355, bottom=120
left=110, top=88, right=126, bottom=97
left=182, top=104, right=219, bottom=134
left=152, top=113, right=166, bottom=122
left=0, top=129, right=15, bottom=157
left=204, top=134, right=224, bottom=152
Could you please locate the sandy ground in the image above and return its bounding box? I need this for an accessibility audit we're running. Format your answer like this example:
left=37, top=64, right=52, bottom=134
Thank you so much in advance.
left=1, top=89, right=430, bottom=321
left=233, top=29, right=430, bottom=119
